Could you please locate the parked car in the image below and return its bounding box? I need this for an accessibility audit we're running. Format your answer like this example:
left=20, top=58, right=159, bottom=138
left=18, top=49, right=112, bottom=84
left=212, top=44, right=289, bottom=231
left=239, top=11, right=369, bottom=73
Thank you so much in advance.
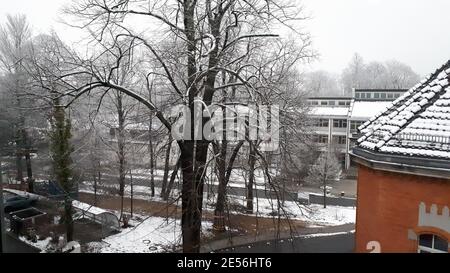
left=2, top=190, right=38, bottom=213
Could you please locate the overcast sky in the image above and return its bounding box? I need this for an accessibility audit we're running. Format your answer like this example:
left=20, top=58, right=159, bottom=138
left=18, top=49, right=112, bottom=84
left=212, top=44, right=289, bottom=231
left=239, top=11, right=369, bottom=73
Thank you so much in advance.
left=1, top=0, right=450, bottom=76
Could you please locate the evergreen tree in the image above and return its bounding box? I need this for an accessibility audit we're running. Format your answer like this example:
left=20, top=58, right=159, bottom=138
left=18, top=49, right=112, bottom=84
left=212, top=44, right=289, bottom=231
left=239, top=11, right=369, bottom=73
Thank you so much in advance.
left=50, top=105, right=74, bottom=242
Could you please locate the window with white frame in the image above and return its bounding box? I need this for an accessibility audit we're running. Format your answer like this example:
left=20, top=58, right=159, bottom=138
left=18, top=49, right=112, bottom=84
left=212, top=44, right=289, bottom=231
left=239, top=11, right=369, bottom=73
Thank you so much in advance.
left=333, top=119, right=347, bottom=128
left=418, top=234, right=448, bottom=253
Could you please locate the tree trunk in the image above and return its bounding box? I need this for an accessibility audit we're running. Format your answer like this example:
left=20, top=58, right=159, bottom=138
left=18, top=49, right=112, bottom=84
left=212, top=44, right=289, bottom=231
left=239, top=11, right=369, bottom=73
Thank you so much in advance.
left=64, top=197, right=73, bottom=242
left=117, top=93, right=126, bottom=220
left=25, top=152, right=34, bottom=193
left=22, top=129, right=33, bottom=192
left=163, top=157, right=180, bottom=200
left=323, top=178, right=327, bottom=209
left=213, top=139, right=244, bottom=232
left=212, top=142, right=227, bottom=232
left=247, top=143, right=256, bottom=214
left=15, top=128, right=23, bottom=183
left=161, top=134, right=173, bottom=199
left=323, top=153, right=329, bottom=209
left=130, top=170, right=133, bottom=218
left=180, top=140, right=208, bottom=253
left=93, top=173, right=97, bottom=206
left=149, top=113, right=155, bottom=197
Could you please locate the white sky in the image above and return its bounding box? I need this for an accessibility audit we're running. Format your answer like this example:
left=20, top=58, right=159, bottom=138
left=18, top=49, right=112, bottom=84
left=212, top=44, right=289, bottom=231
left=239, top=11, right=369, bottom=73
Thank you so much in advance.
left=301, top=0, right=450, bottom=76
left=1, top=0, right=450, bottom=76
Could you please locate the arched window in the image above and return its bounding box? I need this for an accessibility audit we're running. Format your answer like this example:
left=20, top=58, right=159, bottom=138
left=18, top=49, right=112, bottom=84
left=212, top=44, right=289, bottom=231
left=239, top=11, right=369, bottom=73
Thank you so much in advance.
left=418, top=234, right=448, bottom=253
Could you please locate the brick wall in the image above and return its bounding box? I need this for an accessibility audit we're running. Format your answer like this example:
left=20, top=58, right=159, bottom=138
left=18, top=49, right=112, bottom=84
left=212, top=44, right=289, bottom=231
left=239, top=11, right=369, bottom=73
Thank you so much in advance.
left=355, top=164, right=450, bottom=253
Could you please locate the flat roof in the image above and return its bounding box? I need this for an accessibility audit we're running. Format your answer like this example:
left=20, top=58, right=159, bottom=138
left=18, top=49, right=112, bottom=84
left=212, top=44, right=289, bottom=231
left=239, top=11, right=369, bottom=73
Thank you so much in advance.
left=308, top=97, right=352, bottom=100
left=310, top=106, right=349, bottom=117
left=349, top=101, right=392, bottom=120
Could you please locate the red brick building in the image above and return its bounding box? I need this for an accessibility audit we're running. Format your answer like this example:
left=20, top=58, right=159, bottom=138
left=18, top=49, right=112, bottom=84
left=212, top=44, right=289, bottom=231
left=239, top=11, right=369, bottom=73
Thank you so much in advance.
left=351, top=60, right=450, bottom=253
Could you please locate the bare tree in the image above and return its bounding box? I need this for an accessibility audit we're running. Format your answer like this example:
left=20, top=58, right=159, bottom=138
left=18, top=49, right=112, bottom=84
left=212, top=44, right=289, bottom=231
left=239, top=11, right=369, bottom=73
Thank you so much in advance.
left=0, top=14, right=33, bottom=189
left=60, top=0, right=313, bottom=253
left=303, top=70, right=341, bottom=97
left=306, top=150, right=341, bottom=208
left=341, top=53, right=420, bottom=93
left=341, top=53, right=366, bottom=95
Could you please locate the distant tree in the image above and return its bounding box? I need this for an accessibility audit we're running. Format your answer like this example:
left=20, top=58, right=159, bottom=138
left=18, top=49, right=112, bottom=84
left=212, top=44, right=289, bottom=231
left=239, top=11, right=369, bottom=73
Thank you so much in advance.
left=341, top=53, right=366, bottom=95
left=385, top=60, right=420, bottom=89
left=306, top=150, right=341, bottom=208
left=0, top=14, right=33, bottom=187
left=303, top=70, right=341, bottom=97
left=365, top=61, right=389, bottom=89
left=341, top=53, right=420, bottom=94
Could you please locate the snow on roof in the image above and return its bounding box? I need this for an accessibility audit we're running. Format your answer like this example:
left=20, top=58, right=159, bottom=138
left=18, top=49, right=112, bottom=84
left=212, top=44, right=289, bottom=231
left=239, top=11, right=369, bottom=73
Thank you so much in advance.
left=357, top=60, right=450, bottom=160
left=3, top=189, right=43, bottom=200
left=72, top=200, right=109, bottom=215
left=349, top=101, right=393, bottom=120
left=309, top=106, right=349, bottom=117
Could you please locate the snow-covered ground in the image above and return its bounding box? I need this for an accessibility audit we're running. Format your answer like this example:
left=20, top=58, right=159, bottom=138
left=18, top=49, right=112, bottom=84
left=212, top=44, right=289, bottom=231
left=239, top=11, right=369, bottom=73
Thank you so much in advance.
left=224, top=194, right=355, bottom=226
left=79, top=181, right=180, bottom=203
left=18, top=236, right=52, bottom=253
left=101, top=167, right=277, bottom=190
left=85, top=216, right=213, bottom=253
left=80, top=181, right=355, bottom=226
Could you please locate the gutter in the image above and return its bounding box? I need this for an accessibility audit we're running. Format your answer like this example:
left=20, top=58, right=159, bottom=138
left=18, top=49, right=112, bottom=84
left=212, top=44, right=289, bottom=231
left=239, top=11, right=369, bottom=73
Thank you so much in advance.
left=350, top=148, right=450, bottom=179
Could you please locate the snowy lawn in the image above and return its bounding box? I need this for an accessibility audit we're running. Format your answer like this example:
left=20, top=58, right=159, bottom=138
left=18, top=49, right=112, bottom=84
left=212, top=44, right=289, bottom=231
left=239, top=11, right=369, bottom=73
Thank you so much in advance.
left=79, top=181, right=180, bottom=203
left=224, top=194, right=355, bottom=226
left=86, top=216, right=213, bottom=253
left=80, top=181, right=355, bottom=226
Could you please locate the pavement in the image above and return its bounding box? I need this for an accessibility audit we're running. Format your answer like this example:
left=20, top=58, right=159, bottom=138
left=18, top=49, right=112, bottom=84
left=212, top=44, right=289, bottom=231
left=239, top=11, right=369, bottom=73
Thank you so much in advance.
left=217, top=232, right=355, bottom=253
left=201, top=223, right=355, bottom=253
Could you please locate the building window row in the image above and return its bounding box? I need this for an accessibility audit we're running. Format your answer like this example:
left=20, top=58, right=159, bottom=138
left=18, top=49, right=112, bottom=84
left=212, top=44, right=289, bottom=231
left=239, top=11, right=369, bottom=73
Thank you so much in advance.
left=313, top=119, right=329, bottom=127
left=355, top=92, right=402, bottom=100
left=332, top=135, right=347, bottom=145
left=313, top=135, right=329, bottom=144
left=333, top=119, right=347, bottom=128
left=350, top=120, right=364, bottom=131
left=308, top=100, right=351, bottom=106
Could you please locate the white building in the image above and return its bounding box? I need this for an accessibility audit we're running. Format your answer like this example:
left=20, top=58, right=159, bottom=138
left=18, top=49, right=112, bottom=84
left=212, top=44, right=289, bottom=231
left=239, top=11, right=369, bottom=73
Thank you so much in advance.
left=307, top=89, right=408, bottom=174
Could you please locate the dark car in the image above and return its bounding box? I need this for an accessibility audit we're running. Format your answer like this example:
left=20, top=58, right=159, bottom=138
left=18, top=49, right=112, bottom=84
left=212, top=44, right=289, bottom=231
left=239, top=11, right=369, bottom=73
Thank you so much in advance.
left=2, top=190, right=38, bottom=213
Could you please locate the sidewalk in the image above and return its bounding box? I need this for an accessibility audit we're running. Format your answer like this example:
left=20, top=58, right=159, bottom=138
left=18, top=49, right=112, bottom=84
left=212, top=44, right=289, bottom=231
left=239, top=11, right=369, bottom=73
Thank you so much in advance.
left=200, top=223, right=355, bottom=253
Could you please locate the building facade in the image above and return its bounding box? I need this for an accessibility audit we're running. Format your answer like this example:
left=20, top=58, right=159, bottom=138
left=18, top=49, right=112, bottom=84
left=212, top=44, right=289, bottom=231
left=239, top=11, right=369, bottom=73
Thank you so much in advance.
left=307, top=89, right=406, bottom=171
left=351, top=60, right=450, bottom=253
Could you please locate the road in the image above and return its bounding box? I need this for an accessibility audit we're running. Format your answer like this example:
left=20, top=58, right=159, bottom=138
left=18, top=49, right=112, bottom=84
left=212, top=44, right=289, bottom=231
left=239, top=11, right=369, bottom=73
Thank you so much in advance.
left=217, top=232, right=355, bottom=253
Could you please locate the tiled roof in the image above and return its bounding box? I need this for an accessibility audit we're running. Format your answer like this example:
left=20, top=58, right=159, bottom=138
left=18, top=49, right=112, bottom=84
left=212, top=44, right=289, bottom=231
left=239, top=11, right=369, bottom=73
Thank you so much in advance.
left=357, top=60, right=450, bottom=159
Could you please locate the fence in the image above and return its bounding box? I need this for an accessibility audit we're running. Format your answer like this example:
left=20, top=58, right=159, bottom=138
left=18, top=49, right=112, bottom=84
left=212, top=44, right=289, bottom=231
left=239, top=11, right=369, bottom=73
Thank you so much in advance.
left=308, top=193, right=356, bottom=207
